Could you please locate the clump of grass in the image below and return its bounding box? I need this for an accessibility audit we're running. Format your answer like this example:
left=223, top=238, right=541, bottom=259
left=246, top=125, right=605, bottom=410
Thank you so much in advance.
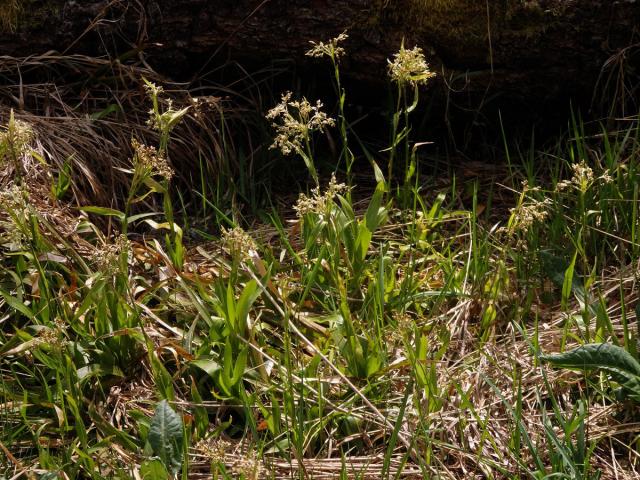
left=266, top=91, right=335, bottom=186
left=0, top=0, right=21, bottom=32
left=1, top=35, right=640, bottom=480
left=0, top=53, right=247, bottom=211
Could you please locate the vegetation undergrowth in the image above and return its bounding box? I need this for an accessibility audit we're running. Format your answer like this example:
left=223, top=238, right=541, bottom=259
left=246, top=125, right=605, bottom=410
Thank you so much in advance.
left=1, top=33, right=639, bottom=480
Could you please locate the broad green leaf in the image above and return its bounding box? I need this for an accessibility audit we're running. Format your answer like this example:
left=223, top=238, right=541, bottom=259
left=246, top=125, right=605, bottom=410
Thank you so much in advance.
left=407, top=83, right=420, bottom=113
left=190, top=358, right=222, bottom=377
left=561, top=250, right=577, bottom=310
left=140, top=459, right=168, bottom=480
left=428, top=193, right=446, bottom=220
left=78, top=206, right=125, bottom=220
left=143, top=176, right=168, bottom=194
left=231, top=347, right=248, bottom=386
left=541, top=343, right=640, bottom=402
left=541, top=250, right=585, bottom=301
left=226, top=283, right=236, bottom=331
left=365, top=182, right=386, bottom=232
left=354, top=226, right=372, bottom=262
left=77, top=364, right=124, bottom=383
left=0, top=289, right=34, bottom=319
left=190, top=380, right=209, bottom=438
left=148, top=400, right=184, bottom=475
left=127, top=212, right=160, bottom=224
left=236, top=279, right=260, bottom=336
left=149, top=348, right=174, bottom=401
left=366, top=351, right=382, bottom=377
left=371, top=160, right=385, bottom=184
left=165, top=107, right=190, bottom=130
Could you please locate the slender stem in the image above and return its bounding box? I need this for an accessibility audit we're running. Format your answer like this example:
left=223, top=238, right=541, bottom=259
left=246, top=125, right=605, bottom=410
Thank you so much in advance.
left=332, top=55, right=353, bottom=190
left=388, top=85, right=403, bottom=189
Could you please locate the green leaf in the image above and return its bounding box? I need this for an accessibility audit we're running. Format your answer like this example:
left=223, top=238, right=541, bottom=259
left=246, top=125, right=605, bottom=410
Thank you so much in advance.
left=39, top=473, right=60, bottom=480
left=371, top=160, right=385, bottom=184
left=148, top=400, right=184, bottom=475
left=52, top=157, right=72, bottom=200
left=541, top=343, right=640, bottom=402
left=365, top=182, right=386, bottom=232
left=140, top=459, right=169, bottom=480
left=190, top=380, right=209, bottom=439
left=149, top=348, right=174, bottom=401
left=236, top=280, right=260, bottom=336
left=226, top=283, right=236, bottom=331
left=127, top=212, right=161, bottom=224
left=354, top=225, right=372, bottom=262
left=220, top=338, right=236, bottom=396
left=143, top=176, right=168, bottom=194
left=144, top=219, right=173, bottom=231
left=231, top=347, right=248, bottom=386
left=165, top=107, right=190, bottom=130
left=190, top=358, right=221, bottom=377
left=90, top=104, right=123, bottom=121
left=561, top=250, right=577, bottom=310
left=407, top=82, right=420, bottom=113
left=0, top=288, right=34, bottom=319
left=79, top=206, right=125, bottom=220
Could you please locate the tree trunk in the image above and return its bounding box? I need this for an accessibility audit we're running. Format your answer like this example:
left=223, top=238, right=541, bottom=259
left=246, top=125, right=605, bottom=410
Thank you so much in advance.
left=1, top=1, right=639, bottom=119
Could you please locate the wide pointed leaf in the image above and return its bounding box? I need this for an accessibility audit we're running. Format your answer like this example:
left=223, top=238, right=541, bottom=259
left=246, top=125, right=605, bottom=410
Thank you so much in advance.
left=364, top=182, right=387, bottom=232
left=236, top=279, right=260, bottom=337
left=541, top=343, right=640, bottom=402
left=78, top=206, right=125, bottom=220
left=148, top=400, right=184, bottom=474
left=140, top=459, right=168, bottom=480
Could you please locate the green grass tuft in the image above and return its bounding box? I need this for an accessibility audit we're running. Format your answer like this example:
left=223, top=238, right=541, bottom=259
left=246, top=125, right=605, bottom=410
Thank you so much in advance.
left=1, top=36, right=639, bottom=479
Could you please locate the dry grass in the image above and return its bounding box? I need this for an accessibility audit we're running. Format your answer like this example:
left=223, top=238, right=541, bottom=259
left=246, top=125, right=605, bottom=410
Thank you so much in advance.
left=0, top=0, right=21, bottom=33
left=2, top=134, right=640, bottom=478
left=1, top=45, right=640, bottom=480
left=0, top=53, right=238, bottom=208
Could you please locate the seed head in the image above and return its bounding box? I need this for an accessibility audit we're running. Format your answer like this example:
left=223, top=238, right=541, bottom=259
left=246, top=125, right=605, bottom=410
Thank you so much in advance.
left=502, top=181, right=551, bottom=240
left=37, top=320, right=68, bottom=349
left=131, top=138, right=174, bottom=180
left=143, top=81, right=164, bottom=98
left=388, top=44, right=436, bottom=87
left=190, top=96, right=221, bottom=120
left=91, top=234, right=129, bottom=275
left=266, top=92, right=335, bottom=156
left=293, top=174, right=347, bottom=218
left=0, top=184, right=31, bottom=250
left=143, top=79, right=190, bottom=138
left=0, top=183, right=28, bottom=212
left=196, top=438, right=229, bottom=464
left=0, top=113, right=33, bottom=167
left=234, top=450, right=262, bottom=480
left=508, top=201, right=551, bottom=235
left=306, top=31, right=348, bottom=60
left=222, top=226, right=257, bottom=262
left=556, top=160, right=613, bottom=193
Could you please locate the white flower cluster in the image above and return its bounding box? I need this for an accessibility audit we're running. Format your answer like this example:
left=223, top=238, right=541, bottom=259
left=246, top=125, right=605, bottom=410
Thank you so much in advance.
left=293, top=174, right=347, bottom=218
left=388, top=44, right=436, bottom=87
left=266, top=92, right=335, bottom=156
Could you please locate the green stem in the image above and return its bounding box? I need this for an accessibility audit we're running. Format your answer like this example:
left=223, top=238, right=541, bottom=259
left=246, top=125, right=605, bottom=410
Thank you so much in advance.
left=388, top=84, right=403, bottom=189
left=332, top=56, right=353, bottom=190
